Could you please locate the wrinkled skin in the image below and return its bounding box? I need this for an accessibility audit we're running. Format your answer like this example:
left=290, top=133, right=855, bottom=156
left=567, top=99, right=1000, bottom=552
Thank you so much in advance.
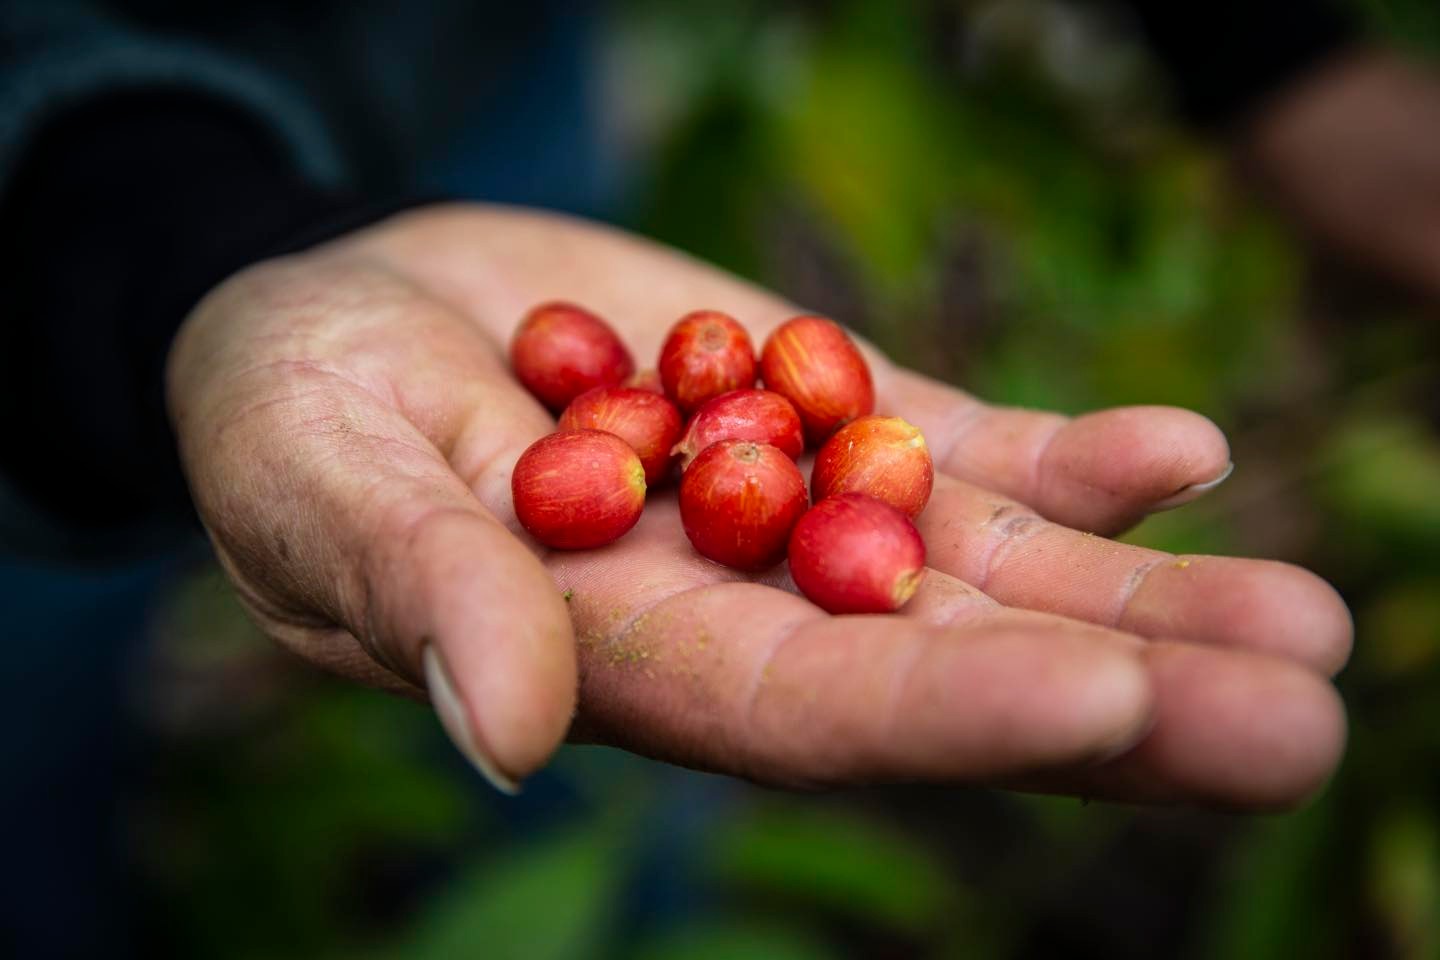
left=168, top=204, right=1351, bottom=808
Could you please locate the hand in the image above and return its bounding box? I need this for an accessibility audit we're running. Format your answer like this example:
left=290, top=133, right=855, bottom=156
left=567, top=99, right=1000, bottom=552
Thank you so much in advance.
left=1243, top=49, right=1440, bottom=301
left=168, top=204, right=1350, bottom=808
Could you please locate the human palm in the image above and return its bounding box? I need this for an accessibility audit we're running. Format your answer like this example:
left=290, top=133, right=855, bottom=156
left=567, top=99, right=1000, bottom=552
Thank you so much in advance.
left=168, top=204, right=1350, bottom=807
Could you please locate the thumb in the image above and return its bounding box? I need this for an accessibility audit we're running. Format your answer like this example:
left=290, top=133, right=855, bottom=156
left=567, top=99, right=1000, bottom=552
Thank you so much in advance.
left=171, top=263, right=575, bottom=791
left=365, top=492, right=576, bottom=793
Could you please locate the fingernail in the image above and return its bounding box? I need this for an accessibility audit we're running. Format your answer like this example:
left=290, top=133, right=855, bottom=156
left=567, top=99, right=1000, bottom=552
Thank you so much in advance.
left=1153, top=461, right=1234, bottom=511
left=1084, top=652, right=1157, bottom=765
left=1092, top=711, right=1157, bottom=764
left=422, top=643, right=520, bottom=795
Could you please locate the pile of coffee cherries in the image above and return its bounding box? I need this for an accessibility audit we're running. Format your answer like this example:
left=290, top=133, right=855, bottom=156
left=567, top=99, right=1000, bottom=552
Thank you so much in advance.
left=508, top=303, right=933, bottom=614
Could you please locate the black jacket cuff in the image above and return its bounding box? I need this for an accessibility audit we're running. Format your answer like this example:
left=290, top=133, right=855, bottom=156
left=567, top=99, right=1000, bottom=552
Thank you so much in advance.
left=0, top=92, right=421, bottom=538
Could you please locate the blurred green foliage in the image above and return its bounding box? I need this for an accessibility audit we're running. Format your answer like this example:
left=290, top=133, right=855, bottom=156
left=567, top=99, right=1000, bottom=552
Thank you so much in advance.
left=383, top=820, right=625, bottom=960
left=139, top=2, right=1440, bottom=958
left=705, top=803, right=973, bottom=939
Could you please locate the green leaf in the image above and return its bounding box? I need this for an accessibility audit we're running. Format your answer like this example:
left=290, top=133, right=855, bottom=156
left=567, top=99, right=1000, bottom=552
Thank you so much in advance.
left=388, top=822, right=626, bottom=960
left=708, top=802, right=966, bottom=936
left=1202, top=798, right=1341, bottom=960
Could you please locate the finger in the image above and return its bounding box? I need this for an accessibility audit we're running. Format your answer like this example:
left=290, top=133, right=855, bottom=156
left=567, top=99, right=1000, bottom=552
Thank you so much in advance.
left=1006, top=642, right=1347, bottom=810
left=917, top=474, right=1353, bottom=674
left=175, top=263, right=576, bottom=789
left=369, top=499, right=575, bottom=794
left=880, top=368, right=1233, bottom=534
left=872, top=539, right=1346, bottom=808
left=1115, top=555, right=1353, bottom=676
left=546, top=500, right=1155, bottom=785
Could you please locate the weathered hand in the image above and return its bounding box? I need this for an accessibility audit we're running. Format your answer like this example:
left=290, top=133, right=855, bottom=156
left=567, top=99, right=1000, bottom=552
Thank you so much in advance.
left=168, top=205, right=1350, bottom=807
left=1244, top=50, right=1440, bottom=301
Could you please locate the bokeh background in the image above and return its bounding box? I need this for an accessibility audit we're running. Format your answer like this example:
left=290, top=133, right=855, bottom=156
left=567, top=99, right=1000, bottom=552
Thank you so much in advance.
left=24, top=1, right=1440, bottom=957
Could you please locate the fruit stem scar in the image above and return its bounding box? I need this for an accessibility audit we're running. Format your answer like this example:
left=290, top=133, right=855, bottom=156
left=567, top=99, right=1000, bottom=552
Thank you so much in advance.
left=701, top=324, right=727, bottom=350
left=893, top=568, right=924, bottom=606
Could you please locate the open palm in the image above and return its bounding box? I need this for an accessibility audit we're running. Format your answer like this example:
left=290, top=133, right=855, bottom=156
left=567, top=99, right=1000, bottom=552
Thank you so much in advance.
left=169, top=204, right=1350, bottom=808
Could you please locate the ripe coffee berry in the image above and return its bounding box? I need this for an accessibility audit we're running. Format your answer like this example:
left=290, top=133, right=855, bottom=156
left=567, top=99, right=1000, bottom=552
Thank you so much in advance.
left=559, top=386, right=683, bottom=485
left=658, top=310, right=757, bottom=413
left=811, top=415, right=934, bottom=518
left=788, top=493, right=927, bottom=614
left=679, top=440, right=807, bottom=570
left=672, top=389, right=804, bottom=471
left=760, top=316, right=874, bottom=445
left=511, top=302, right=635, bottom=411
left=511, top=430, right=646, bottom=549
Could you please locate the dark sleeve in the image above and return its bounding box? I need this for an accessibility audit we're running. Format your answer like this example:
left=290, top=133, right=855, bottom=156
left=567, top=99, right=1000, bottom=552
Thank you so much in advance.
left=0, top=3, right=355, bottom=553
left=0, top=94, right=422, bottom=541
left=1122, top=0, right=1357, bottom=127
